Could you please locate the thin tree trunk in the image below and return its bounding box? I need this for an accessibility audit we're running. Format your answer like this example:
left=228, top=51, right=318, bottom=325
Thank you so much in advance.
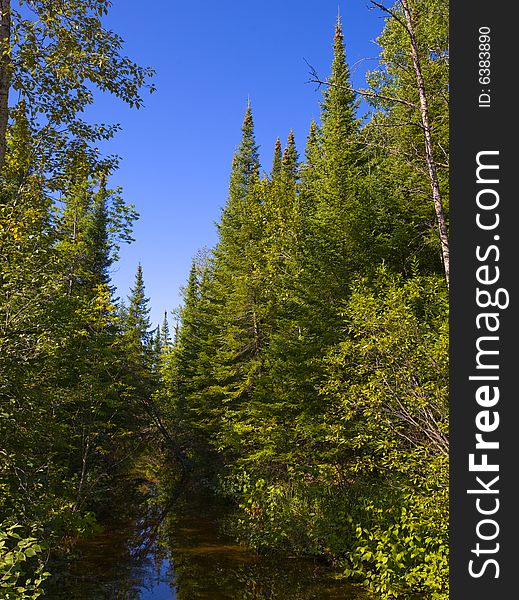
left=75, top=430, right=91, bottom=509
left=0, top=0, right=11, bottom=170
left=400, top=0, right=450, bottom=286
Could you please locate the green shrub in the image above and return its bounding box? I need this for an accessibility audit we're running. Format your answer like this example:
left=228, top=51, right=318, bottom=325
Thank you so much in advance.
left=0, top=524, right=48, bottom=599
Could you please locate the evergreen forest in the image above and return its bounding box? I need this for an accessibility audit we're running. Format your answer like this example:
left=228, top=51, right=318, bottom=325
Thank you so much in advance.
left=0, top=1, right=449, bottom=598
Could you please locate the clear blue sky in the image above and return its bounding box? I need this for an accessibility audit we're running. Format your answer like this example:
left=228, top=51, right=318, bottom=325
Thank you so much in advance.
left=94, top=1, right=385, bottom=327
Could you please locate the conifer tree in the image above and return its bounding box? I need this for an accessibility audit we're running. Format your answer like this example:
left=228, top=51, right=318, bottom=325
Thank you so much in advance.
left=212, top=101, right=263, bottom=377
left=89, top=173, right=112, bottom=288
left=264, top=130, right=300, bottom=293
left=271, top=137, right=282, bottom=182
left=118, top=263, right=162, bottom=447
left=152, top=325, right=162, bottom=368
left=160, top=311, right=172, bottom=348
left=321, top=16, right=357, bottom=148
left=181, top=257, right=220, bottom=453
left=298, top=14, right=363, bottom=356
left=124, top=263, right=152, bottom=352
left=175, top=261, right=201, bottom=392
left=315, top=14, right=360, bottom=284
left=280, top=130, right=299, bottom=186
left=227, top=99, right=260, bottom=205
left=199, top=102, right=270, bottom=463
left=299, top=119, right=322, bottom=217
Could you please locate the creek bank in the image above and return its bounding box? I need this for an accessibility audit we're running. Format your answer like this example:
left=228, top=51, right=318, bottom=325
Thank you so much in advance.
left=45, top=469, right=371, bottom=599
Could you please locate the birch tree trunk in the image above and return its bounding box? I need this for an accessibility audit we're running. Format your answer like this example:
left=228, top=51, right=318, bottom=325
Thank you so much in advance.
left=400, top=0, right=450, bottom=286
left=0, top=0, right=10, bottom=170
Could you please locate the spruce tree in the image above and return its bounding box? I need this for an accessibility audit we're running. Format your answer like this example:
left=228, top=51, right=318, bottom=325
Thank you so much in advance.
left=280, top=130, right=299, bottom=186
left=159, top=311, right=172, bottom=348
left=200, top=102, right=270, bottom=464
left=263, top=130, right=300, bottom=294
left=124, top=263, right=152, bottom=352
left=89, top=173, right=112, bottom=288
left=118, top=263, right=159, bottom=446
left=175, top=261, right=201, bottom=391
left=271, top=137, right=282, bottom=182
left=0, top=102, right=61, bottom=540
left=317, top=14, right=360, bottom=281
left=227, top=99, right=260, bottom=205
left=300, top=15, right=363, bottom=351
left=321, top=16, right=357, bottom=152
left=152, top=325, right=162, bottom=368
left=299, top=120, right=322, bottom=204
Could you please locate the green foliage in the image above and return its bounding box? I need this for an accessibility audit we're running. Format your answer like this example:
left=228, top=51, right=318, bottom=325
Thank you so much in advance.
left=123, top=264, right=153, bottom=353
left=159, top=9, right=449, bottom=600
left=342, top=478, right=448, bottom=599
left=2, top=3, right=450, bottom=598
left=362, top=0, right=449, bottom=274
left=0, top=5, right=151, bottom=593
left=322, top=270, right=449, bottom=472
left=8, top=0, right=155, bottom=187
left=0, top=524, right=49, bottom=599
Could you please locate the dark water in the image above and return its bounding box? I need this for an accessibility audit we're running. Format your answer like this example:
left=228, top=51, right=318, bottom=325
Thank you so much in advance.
left=46, top=476, right=369, bottom=599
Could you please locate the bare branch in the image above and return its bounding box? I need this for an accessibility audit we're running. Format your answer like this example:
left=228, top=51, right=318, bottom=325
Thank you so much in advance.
left=369, top=0, right=409, bottom=34
left=306, top=61, right=419, bottom=110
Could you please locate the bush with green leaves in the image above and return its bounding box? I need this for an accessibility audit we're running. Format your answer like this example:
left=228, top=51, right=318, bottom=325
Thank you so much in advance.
left=0, top=524, right=48, bottom=599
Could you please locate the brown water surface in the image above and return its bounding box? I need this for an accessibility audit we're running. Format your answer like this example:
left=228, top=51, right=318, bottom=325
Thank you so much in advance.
left=46, top=476, right=370, bottom=599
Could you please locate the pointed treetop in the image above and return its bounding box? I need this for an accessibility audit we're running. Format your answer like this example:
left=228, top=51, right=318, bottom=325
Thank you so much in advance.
left=335, top=3, right=345, bottom=42
left=154, top=325, right=161, bottom=351
left=228, top=101, right=260, bottom=202
left=332, top=14, right=346, bottom=79
left=160, top=310, right=172, bottom=347
left=271, top=137, right=282, bottom=181
left=128, top=263, right=148, bottom=311
left=283, top=130, right=297, bottom=161
left=242, top=98, right=254, bottom=135
left=321, top=14, right=357, bottom=139
left=125, top=262, right=152, bottom=347
left=281, top=130, right=299, bottom=183
left=176, top=259, right=201, bottom=349
left=183, top=260, right=200, bottom=308
left=304, top=119, right=321, bottom=164
left=135, top=262, right=143, bottom=281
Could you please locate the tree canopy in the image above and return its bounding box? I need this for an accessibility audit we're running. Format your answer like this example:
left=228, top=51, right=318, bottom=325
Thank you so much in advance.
left=0, top=3, right=449, bottom=599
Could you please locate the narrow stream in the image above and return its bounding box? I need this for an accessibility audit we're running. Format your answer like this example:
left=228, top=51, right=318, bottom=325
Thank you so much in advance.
left=46, top=474, right=370, bottom=599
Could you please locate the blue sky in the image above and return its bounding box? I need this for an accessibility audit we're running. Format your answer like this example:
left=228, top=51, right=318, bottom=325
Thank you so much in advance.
left=94, top=1, right=385, bottom=327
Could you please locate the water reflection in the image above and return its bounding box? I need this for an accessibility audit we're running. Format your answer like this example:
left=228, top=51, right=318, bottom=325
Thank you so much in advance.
left=46, top=477, right=368, bottom=599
